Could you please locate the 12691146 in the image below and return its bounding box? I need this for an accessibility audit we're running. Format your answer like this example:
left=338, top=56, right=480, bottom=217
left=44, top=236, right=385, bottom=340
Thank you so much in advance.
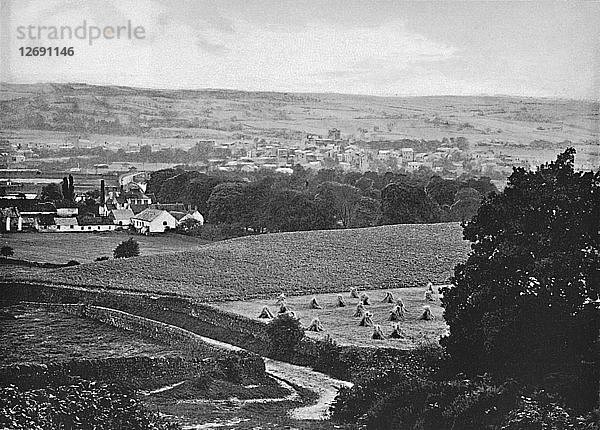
left=19, top=47, right=74, bottom=56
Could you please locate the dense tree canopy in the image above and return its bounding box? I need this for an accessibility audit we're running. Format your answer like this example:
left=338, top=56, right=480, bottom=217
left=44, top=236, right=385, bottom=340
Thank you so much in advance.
left=441, top=148, right=599, bottom=409
left=148, top=166, right=497, bottom=236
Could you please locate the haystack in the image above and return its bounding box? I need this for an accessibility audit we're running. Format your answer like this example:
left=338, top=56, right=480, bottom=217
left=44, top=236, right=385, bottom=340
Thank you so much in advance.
left=350, top=287, right=360, bottom=298
left=424, top=290, right=434, bottom=302
left=372, top=324, right=385, bottom=340
left=258, top=306, right=274, bottom=319
left=276, top=293, right=286, bottom=306
left=419, top=305, right=434, bottom=321
left=382, top=291, right=395, bottom=303
left=359, top=311, right=374, bottom=327
left=278, top=303, right=290, bottom=314
left=354, top=303, right=366, bottom=317
left=306, top=317, right=324, bottom=332
left=396, top=297, right=406, bottom=308
left=389, top=323, right=403, bottom=338
left=388, top=305, right=405, bottom=321
left=337, top=295, right=347, bottom=307
left=310, top=296, right=322, bottom=309
left=360, top=293, right=371, bottom=305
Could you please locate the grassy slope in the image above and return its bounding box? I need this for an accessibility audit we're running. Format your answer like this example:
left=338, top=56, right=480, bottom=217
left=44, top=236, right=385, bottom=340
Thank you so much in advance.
left=24, top=223, right=470, bottom=301
left=0, top=231, right=210, bottom=265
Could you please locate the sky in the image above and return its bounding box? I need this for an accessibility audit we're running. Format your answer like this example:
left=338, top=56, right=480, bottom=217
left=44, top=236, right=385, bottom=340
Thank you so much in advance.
left=1, top=0, right=599, bottom=99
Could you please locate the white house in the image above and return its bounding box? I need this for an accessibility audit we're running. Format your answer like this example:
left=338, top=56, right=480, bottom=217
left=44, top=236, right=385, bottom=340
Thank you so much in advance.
left=170, top=210, right=204, bottom=226
left=110, top=208, right=135, bottom=227
left=131, top=208, right=177, bottom=234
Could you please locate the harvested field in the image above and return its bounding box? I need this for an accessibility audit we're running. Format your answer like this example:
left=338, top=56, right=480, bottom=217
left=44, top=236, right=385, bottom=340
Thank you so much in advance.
left=215, top=286, right=448, bottom=349
left=23, top=223, right=470, bottom=301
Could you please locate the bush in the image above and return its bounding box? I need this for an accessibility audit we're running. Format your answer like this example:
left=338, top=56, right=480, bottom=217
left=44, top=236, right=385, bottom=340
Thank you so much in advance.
left=95, top=256, right=110, bottom=261
left=65, top=260, right=80, bottom=266
left=265, top=313, right=304, bottom=360
left=113, top=238, right=140, bottom=259
left=0, top=245, right=13, bottom=258
left=0, top=379, right=179, bottom=430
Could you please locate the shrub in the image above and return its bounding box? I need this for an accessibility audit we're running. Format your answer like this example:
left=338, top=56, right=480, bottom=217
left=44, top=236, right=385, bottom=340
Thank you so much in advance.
left=65, top=260, right=80, bottom=266
left=113, top=238, right=140, bottom=259
left=0, top=245, right=13, bottom=258
left=0, top=379, right=179, bottom=430
left=95, top=256, right=110, bottom=261
left=265, top=313, right=304, bottom=360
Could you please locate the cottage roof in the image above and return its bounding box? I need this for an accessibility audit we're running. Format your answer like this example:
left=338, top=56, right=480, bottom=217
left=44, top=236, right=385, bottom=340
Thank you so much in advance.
left=169, top=211, right=186, bottom=221
left=131, top=208, right=168, bottom=222
left=0, top=207, right=20, bottom=217
left=111, top=209, right=135, bottom=221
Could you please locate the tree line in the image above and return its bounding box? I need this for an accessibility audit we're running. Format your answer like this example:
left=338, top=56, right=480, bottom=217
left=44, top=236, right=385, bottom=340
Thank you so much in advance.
left=147, top=166, right=497, bottom=236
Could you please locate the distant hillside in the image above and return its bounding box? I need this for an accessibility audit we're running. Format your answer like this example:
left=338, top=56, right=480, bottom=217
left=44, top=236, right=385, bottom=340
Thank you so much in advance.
left=26, top=223, right=471, bottom=301
left=0, top=82, right=596, bottom=144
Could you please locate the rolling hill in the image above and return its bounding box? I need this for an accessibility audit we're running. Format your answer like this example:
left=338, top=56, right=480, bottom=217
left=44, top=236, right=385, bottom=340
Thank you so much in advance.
left=1, top=82, right=597, bottom=145
left=24, top=223, right=471, bottom=301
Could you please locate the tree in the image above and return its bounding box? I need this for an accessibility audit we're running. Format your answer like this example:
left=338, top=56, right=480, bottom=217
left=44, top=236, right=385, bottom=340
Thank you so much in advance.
left=351, top=196, right=381, bottom=228
left=265, top=189, right=336, bottom=232
left=381, top=183, right=441, bottom=224
left=207, top=182, right=246, bottom=225
left=266, top=313, right=305, bottom=360
left=426, top=176, right=459, bottom=207
left=441, top=149, right=599, bottom=409
left=0, top=246, right=13, bottom=258
left=61, top=175, right=75, bottom=201
left=316, top=181, right=362, bottom=228
left=113, top=238, right=140, bottom=259
left=40, top=183, right=63, bottom=202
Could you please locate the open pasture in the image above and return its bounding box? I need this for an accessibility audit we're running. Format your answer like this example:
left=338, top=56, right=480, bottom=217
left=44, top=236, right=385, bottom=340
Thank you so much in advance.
left=0, top=231, right=210, bottom=267
left=25, top=223, right=470, bottom=301
left=215, top=286, right=448, bottom=349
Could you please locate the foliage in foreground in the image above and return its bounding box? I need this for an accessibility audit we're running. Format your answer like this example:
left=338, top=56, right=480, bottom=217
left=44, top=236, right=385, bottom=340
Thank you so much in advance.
left=332, top=150, right=600, bottom=429
left=331, top=344, right=599, bottom=430
left=0, top=379, right=179, bottom=430
left=442, top=148, right=599, bottom=410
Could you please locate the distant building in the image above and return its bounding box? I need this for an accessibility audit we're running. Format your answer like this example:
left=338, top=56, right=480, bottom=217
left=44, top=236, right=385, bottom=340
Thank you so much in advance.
left=328, top=128, right=341, bottom=140
left=131, top=208, right=177, bottom=234
left=109, top=208, right=135, bottom=227
left=170, top=209, right=204, bottom=226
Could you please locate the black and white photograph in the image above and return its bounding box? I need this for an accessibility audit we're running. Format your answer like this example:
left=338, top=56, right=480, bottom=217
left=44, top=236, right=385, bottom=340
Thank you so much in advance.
left=0, top=1, right=599, bottom=429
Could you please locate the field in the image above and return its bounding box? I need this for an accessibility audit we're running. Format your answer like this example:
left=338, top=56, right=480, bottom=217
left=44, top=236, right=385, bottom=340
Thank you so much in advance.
left=21, top=223, right=470, bottom=301
left=0, top=304, right=178, bottom=366
left=216, top=286, right=448, bottom=349
left=0, top=231, right=210, bottom=266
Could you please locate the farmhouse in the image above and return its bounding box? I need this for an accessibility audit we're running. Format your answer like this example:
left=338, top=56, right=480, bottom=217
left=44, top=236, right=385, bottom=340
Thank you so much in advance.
left=131, top=208, right=176, bottom=234
left=109, top=208, right=135, bottom=227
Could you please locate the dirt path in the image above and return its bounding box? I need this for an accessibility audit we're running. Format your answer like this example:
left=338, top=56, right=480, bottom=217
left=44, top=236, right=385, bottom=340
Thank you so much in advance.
left=195, top=332, right=353, bottom=419
left=264, top=358, right=353, bottom=420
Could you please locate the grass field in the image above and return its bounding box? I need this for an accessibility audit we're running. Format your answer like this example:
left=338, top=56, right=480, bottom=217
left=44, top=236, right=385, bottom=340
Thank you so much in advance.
left=0, top=231, right=211, bottom=266
left=216, top=286, right=448, bottom=349
left=22, top=223, right=470, bottom=301
left=0, top=304, right=178, bottom=366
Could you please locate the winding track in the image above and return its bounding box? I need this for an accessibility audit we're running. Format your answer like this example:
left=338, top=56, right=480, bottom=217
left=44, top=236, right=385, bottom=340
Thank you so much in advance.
left=196, top=331, right=353, bottom=420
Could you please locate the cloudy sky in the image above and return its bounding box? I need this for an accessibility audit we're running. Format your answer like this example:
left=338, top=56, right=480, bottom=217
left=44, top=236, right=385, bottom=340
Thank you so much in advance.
left=1, top=0, right=599, bottom=99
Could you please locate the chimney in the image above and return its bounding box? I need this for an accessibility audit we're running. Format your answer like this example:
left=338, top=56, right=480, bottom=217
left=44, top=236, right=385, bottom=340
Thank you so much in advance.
left=100, top=180, right=105, bottom=205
